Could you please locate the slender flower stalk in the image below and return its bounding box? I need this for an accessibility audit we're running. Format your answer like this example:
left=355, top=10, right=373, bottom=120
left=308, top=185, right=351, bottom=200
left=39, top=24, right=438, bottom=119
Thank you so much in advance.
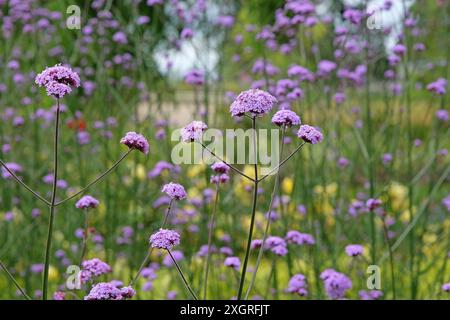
left=203, top=182, right=220, bottom=299
left=0, top=160, right=50, bottom=206
left=79, top=208, right=89, bottom=265
left=199, top=142, right=255, bottom=182
left=42, top=99, right=61, bottom=300
left=381, top=216, right=396, bottom=299
left=131, top=199, right=174, bottom=285
left=0, top=260, right=31, bottom=300
left=168, top=250, right=198, bottom=300
left=55, top=149, right=132, bottom=206
left=245, top=126, right=286, bottom=298
left=237, top=116, right=259, bottom=300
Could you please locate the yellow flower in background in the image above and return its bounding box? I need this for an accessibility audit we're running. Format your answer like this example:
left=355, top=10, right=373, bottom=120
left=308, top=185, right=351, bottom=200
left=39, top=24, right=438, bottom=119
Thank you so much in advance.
left=388, top=182, right=408, bottom=211
left=423, top=233, right=437, bottom=245
left=282, top=177, right=294, bottom=194
left=314, top=182, right=337, bottom=197
left=135, top=164, right=146, bottom=181
left=187, top=164, right=205, bottom=178
left=399, top=207, right=416, bottom=224
left=48, top=265, right=59, bottom=281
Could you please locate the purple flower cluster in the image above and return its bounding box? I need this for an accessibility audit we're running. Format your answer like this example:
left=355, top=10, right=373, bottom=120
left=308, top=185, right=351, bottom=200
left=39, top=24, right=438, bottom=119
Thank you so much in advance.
left=230, top=89, right=277, bottom=117
left=320, top=269, right=352, bottom=299
left=184, top=69, right=205, bottom=86
left=285, top=230, right=315, bottom=245
left=271, top=109, right=301, bottom=127
left=265, top=236, right=288, bottom=256
left=181, top=121, right=208, bottom=142
left=1, top=162, right=22, bottom=179
left=426, top=78, right=447, bottom=95
left=224, top=256, right=241, bottom=270
left=75, top=195, right=100, bottom=210
left=149, top=229, right=181, bottom=250
left=84, top=282, right=135, bottom=300
left=211, top=162, right=230, bottom=174
left=162, top=182, right=187, bottom=200
left=287, top=274, right=308, bottom=296
left=345, top=244, right=364, bottom=257
left=120, top=132, right=149, bottom=155
left=35, top=64, right=80, bottom=98
left=297, top=125, right=323, bottom=144
left=80, top=258, right=112, bottom=283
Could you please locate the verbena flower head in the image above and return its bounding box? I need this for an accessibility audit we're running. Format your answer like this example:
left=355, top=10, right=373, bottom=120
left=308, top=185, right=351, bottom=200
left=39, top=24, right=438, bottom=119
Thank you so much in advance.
left=161, top=182, right=187, bottom=200
left=84, top=282, right=135, bottom=300
left=426, top=78, right=447, bottom=95
left=345, top=244, right=364, bottom=257
left=120, top=131, right=149, bottom=155
left=181, top=121, right=208, bottom=142
left=271, top=109, right=301, bottom=127
left=320, top=269, right=352, bottom=299
left=211, top=162, right=230, bottom=174
left=287, top=274, right=308, bottom=296
left=35, top=64, right=80, bottom=98
left=224, top=256, right=241, bottom=270
left=436, top=109, right=449, bottom=122
left=285, top=230, right=315, bottom=245
left=442, top=283, right=450, bottom=292
left=75, top=195, right=100, bottom=210
left=149, top=228, right=180, bottom=250
left=230, top=89, right=277, bottom=117
left=297, top=125, right=323, bottom=144
left=184, top=69, right=204, bottom=86
left=80, top=258, right=112, bottom=283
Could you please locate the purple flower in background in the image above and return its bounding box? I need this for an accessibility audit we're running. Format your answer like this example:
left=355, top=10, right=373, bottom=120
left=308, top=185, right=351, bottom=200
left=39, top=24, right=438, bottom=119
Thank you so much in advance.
left=81, top=258, right=112, bottom=283
left=181, top=120, right=208, bottom=142
left=163, top=250, right=184, bottom=267
left=216, top=15, right=234, bottom=28
left=288, top=64, right=315, bottom=82
left=297, top=125, right=323, bottom=144
left=442, top=195, right=450, bottom=212
left=181, top=27, right=193, bottom=39
left=211, top=162, right=230, bottom=174
left=345, top=244, right=364, bottom=257
left=317, top=60, right=337, bottom=77
left=285, top=231, right=315, bottom=245
left=392, top=43, right=406, bottom=56
left=224, top=257, right=240, bottom=270
left=137, top=16, right=150, bottom=25
left=112, top=31, right=128, bottom=44
left=436, top=109, right=449, bottom=122
left=75, top=195, right=100, bottom=210
left=162, top=182, right=187, bottom=200
left=230, top=89, right=277, bottom=117
left=426, top=78, right=447, bottom=95
left=382, top=153, right=393, bottom=165
left=271, top=110, right=301, bottom=127
left=442, top=283, right=450, bottom=292
left=343, top=8, right=364, bottom=25
left=53, top=291, right=65, bottom=300
left=320, top=269, right=352, bottom=299
left=359, top=290, right=383, bottom=300
left=1, top=162, right=22, bottom=179
left=287, top=274, right=308, bottom=296
left=120, top=132, right=149, bottom=155
left=366, top=198, right=382, bottom=211
left=184, top=69, right=204, bottom=86
left=150, top=229, right=181, bottom=250
left=35, top=64, right=80, bottom=99
left=77, top=131, right=90, bottom=145
left=30, top=264, right=44, bottom=274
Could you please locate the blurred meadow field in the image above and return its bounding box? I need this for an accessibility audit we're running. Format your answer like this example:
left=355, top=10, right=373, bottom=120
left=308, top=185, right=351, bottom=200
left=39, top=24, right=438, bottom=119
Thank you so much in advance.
left=0, top=0, right=449, bottom=300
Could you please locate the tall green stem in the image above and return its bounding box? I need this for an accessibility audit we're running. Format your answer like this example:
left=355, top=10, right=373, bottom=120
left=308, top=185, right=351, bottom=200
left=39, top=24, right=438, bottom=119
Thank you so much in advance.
left=237, top=117, right=258, bottom=300
left=42, top=99, right=61, bottom=300
left=168, top=250, right=198, bottom=300
left=245, top=126, right=286, bottom=298
left=203, top=183, right=220, bottom=299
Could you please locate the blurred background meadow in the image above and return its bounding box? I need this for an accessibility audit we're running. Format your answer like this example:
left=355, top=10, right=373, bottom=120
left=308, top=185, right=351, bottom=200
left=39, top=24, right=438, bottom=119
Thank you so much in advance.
left=0, top=0, right=449, bottom=300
